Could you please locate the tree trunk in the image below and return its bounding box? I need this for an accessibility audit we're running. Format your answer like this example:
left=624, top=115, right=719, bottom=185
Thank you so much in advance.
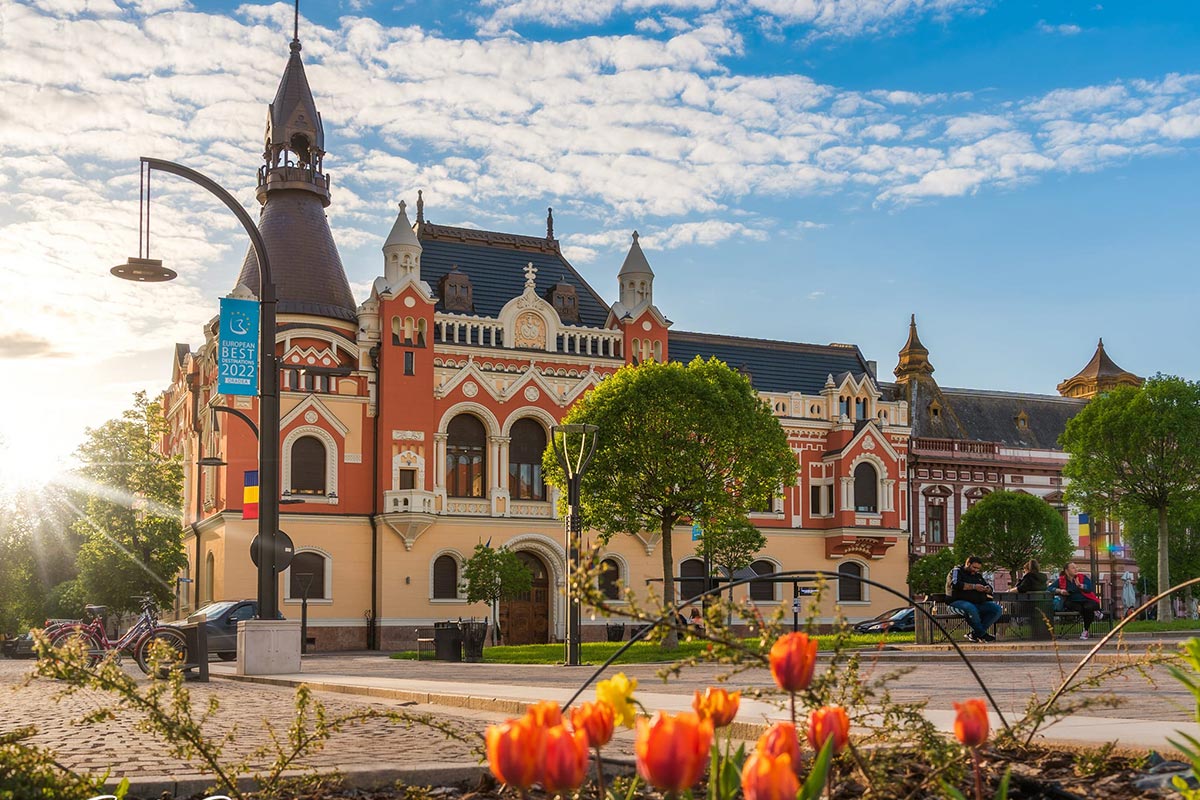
left=1158, top=505, right=1172, bottom=621
left=660, top=518, right=678, bottom=649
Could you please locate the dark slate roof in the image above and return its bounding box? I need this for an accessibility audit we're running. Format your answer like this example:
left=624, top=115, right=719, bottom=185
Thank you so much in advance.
left=417, top=222, right=611, bottom=328
left=269, top=40, right=324, bottom=152
left=668, top=331, right=871, bottom=395
left=237, top=190, right=357, bottom=322
left=888, top=375, right=1086, bottom=448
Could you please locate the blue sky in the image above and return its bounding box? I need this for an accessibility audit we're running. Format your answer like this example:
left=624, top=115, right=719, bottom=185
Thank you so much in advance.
left=0, top=0, right=1197, bottom=486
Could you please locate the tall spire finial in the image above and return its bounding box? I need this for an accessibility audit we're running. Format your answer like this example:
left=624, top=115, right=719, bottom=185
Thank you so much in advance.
left=416, top=190, right=425, bottom=224
left=293, top=0, right=300, bottom=46
left=524, top=262, right=537, bottom=290
left=547, top=207, right=554, bottom=240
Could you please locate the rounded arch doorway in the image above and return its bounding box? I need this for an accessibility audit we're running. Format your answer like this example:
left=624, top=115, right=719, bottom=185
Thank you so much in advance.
left=500, top=551, right=550, bottom=645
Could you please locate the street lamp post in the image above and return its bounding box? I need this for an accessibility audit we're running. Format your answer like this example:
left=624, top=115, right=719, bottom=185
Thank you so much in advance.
left=112, top=157, right=281, bottom=623
left=551, top=424, right=599, bottom=667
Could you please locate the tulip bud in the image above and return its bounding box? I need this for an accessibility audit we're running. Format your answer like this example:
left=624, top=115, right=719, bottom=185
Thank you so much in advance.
left=953, top=699, right=989, bottom=748
left=635, top=711, right=714, bottom=793
left=807, top=705, right=850, bottom=755
left=757, top=722, right=802, bottom=770
left=741, top=749, right=800, bottom=800
left=692, top=687, right=741, bottom=728
left=542, top=724, right=589, bottom=793
left=769, top=632, right=818, bottom=693
left=524, top=699, right=563, bottom=729
left=570, top=700, right=616, bottom=748
left=485, top=717, right=540, bottom=790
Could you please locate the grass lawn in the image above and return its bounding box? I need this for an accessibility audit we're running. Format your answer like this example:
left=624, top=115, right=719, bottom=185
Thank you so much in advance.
left=390, top=631, right=916, bottom=664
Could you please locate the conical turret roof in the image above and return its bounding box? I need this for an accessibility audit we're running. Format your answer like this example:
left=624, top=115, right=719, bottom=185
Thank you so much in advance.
left=384, top=201, right=419, bottom=249
left=894, top=314, right=934, bottom=380
left=1057, top=339, right=1142, bottom=399
left=618, top=231, right=653, bottom=277
left=267, top=38, right=324, bottom=156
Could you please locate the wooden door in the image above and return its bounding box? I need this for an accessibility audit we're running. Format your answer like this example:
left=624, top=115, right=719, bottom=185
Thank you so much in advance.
left=500, top=552, right=550, bottom=645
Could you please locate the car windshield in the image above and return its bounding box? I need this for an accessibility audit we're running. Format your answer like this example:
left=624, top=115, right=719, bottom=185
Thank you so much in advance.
left=890, top=607, right=914, bottom=619
left=868, top=607, right=906, bottom=623
left=192, top=601, right=237, bottom=619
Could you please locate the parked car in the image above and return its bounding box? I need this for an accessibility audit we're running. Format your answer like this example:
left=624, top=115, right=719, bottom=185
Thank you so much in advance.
left=170, top=600, right=266, bottom=661
left=2, top=632, right=35, bottom=659
left=855, top=606, right=915, bottom=634
left=852, top=606, right=908, bottom=633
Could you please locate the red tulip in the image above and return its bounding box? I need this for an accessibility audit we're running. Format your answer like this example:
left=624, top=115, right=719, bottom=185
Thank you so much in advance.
left=807, top=705, right=850, bottom=755
left=570, top=700, right=616, bottom=748
left=634, top=711, right=713, bottom=793
left=741, top=749, right=800, bottom=800
left=769, top=632, right=818, bottom=693
left=693, top=687, right=741, bottom=728
left=954, top=699, right=989, bottom=748
left=524, top=699, right=563, bottom=729
left=542, top=724, right=589, bottom=792
left=757, top=722, right=802, bottom=768
left=485, top=716, right=540, bottom=789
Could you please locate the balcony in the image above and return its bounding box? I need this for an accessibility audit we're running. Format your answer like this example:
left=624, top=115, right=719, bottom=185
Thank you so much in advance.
left=384, top=489, right=435, bottom=514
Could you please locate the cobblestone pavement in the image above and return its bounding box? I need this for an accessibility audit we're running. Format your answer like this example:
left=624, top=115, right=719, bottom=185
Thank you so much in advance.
left=0, top=658, right=490, bottom=783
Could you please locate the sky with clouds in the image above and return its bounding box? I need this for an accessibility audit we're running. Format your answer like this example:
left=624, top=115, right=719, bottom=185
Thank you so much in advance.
left=1, top=0, right=1198, bottom=485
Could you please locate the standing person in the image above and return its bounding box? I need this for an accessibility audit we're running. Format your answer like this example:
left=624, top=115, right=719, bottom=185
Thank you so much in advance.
left=949, top=556, right=1005, bottom=643
left=1016, top=559, right=1048, bottom=594
left=1121, top=571, right=1138, bottom=618
left=1055, top=562, right=1101, bottom=639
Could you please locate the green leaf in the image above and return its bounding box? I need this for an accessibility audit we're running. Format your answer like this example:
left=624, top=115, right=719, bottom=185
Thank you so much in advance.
left=993, top=767, right=1011, bottom=800
left=798, top=737, right=834, bottom=800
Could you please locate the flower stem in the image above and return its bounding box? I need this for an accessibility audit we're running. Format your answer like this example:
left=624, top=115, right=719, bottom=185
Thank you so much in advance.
left=594, top=746, right=606, bottom=800
left=789, top=691, right=796, bottom=727
left=971, top=747, right=983, bottom=800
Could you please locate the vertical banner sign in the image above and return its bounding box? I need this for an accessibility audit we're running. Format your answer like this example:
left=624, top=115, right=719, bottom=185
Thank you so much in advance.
left=243, top=470, right=260, bottom=521
left=1078, top=512, right=1090, bottom=549
left=691, top=523, right=703, bottom=542
left=218, top=297, right=260, bottom=396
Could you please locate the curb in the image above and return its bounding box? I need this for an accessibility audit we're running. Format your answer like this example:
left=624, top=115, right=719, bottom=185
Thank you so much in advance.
left=109, top=762, right=487, bottom=799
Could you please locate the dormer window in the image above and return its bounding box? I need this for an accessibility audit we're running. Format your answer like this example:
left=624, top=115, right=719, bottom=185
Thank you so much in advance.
left=547, top=281, right=580, bottom=324
left=439, top=267, right=474, bottom=314
left=1015, top=410, right=1029, bottom=431
left=930, top=401, right=941, bottom=421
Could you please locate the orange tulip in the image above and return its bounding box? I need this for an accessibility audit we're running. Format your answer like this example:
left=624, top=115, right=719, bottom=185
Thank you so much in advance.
left=757, top=722, right=802, bottom=768
left=542, top=723, right=590, bottom=793
left=953, top=699, right=989, bottom=748
left=524, top=699, right=563, bottom=729
left=692, top=687, right=741, bottom=728
left=570, top=700, right=616, bottom=748
left=634, top=711, right=714, bottom=793
left=741, top=749, right=800, bottom=800
left=485, top=716, right=540, bottom=789
left=807, top=705, right=850, bottom=755
left=769, top=632, right=818, bottom=693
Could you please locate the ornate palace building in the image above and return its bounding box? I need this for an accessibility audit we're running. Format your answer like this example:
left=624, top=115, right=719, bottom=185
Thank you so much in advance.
left=891, top=319, right=1143, bottom=606
left=162, top=30, right=916, bottom=650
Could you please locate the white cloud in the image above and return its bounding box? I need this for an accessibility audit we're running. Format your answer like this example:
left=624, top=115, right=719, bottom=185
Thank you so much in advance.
left=1037, top=20, right=1082, bottom=36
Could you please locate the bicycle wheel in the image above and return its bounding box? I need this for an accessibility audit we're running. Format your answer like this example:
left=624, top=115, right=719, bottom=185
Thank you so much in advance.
left=48, top=627, right=103, bottom=667
left=135, top=627, right=188, bottom=678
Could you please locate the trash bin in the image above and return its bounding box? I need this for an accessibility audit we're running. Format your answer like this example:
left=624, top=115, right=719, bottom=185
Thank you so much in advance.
left=434, top=621, right=463, bottom=662
left=1027, top=592, right=1053, bottom=641
left=606, top=623, right=626, bottom=642
left=461, top=620, right=488, bottom=662
left=915, top=599, right=935, bottom=645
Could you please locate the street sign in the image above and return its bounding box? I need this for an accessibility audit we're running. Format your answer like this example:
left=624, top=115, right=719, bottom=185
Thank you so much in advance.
left=218, top=297, right=260, bottom=396
left=251, top=530, right=295, bottom=571
left=691, top=523, right=703, bottom=541
left=792, top=597, right=802, bottom=614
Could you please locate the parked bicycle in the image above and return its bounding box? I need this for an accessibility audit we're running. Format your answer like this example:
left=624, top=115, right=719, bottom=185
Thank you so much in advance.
left=46, top=595, right=187, bottom=676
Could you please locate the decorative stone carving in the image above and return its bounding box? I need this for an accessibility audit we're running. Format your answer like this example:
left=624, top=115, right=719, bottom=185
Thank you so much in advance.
left=514, top=312, right=546, bottom=349
left=862, top=436, right=875, bottom=450
left=524, top=386, right=541, bottom=402
left=462, top=381, right=478, bottom=397
left=304, top=410, right=319, bottom=424
left=393, top=430, right=425, bottom=441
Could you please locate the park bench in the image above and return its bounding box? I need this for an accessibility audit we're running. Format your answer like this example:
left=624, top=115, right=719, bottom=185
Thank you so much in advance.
left=415, top=626, right=436, bottom=660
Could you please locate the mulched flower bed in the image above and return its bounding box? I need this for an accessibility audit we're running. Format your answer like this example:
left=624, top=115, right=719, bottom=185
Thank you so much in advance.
left=160, top=745, right=1183, bottom=800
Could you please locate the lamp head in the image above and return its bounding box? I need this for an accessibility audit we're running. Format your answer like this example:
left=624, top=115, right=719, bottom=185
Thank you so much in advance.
left=111, top=257, right=177, bottom=282
left=197, top=456, right=227, bottom=467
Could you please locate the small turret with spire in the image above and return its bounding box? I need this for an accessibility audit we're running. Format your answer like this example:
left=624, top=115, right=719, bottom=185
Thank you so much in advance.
left=1057, top=338, right=1142, bottom=399
left=894, top=314, right=934, bottom=384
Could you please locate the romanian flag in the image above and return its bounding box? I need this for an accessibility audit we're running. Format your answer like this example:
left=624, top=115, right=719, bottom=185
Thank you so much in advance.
left=243, top=470, right=259, bottom=520
left=1077, top=512, right=1089, bottom=548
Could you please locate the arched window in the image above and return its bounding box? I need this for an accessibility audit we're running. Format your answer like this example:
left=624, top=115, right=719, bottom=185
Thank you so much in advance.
left=838, top=562, right=864, bottom=603
left=839, top=397, right=849, bottom=418
left=204, top=552, right=215, bottom=604
left=288, top=551, right=328, bottom=600
left=749, top=559, right=777, bottom=602
left=291, top=436, right=327, bottom=495
left=432, top=555, right=459, bottom=599
left=853, top=462, right=878, bottom=512
left=509, top=419, right=547, bottom=500
left=391, top=316, right=402, bottom=346
left=679, top=558, right=707, bottom=602
left=446, top=415, right=486, bottom=498
left=599, top=558, right=622, bottom=601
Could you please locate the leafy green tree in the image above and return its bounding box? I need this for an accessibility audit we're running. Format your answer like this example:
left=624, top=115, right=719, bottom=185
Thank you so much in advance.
left=694, top=516, right=767, bottom=609
left=907, top=548, right=960, bottom=598
left=0, top=488, right=84, bottom=632
left=461, top=543, right=532, bottom=644
left=953, top=490, right=1074, bottom=583
left=1123, top=500, right=1200, bottom=606
left=72, top=392, right=186, bottom=616
left=544, top=357, right=797, bottom=648
left=1061, top=376, right=1200, bottom=620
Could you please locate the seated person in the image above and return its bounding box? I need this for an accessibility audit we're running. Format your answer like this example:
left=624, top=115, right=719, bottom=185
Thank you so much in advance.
left=949, top=555, right=1005, bottom=643
left=1016, top=558, right=1048, bottom=594
left=688, top=607, right=703, bottom=632
left=1055, top=562, right=1101, bottom=639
